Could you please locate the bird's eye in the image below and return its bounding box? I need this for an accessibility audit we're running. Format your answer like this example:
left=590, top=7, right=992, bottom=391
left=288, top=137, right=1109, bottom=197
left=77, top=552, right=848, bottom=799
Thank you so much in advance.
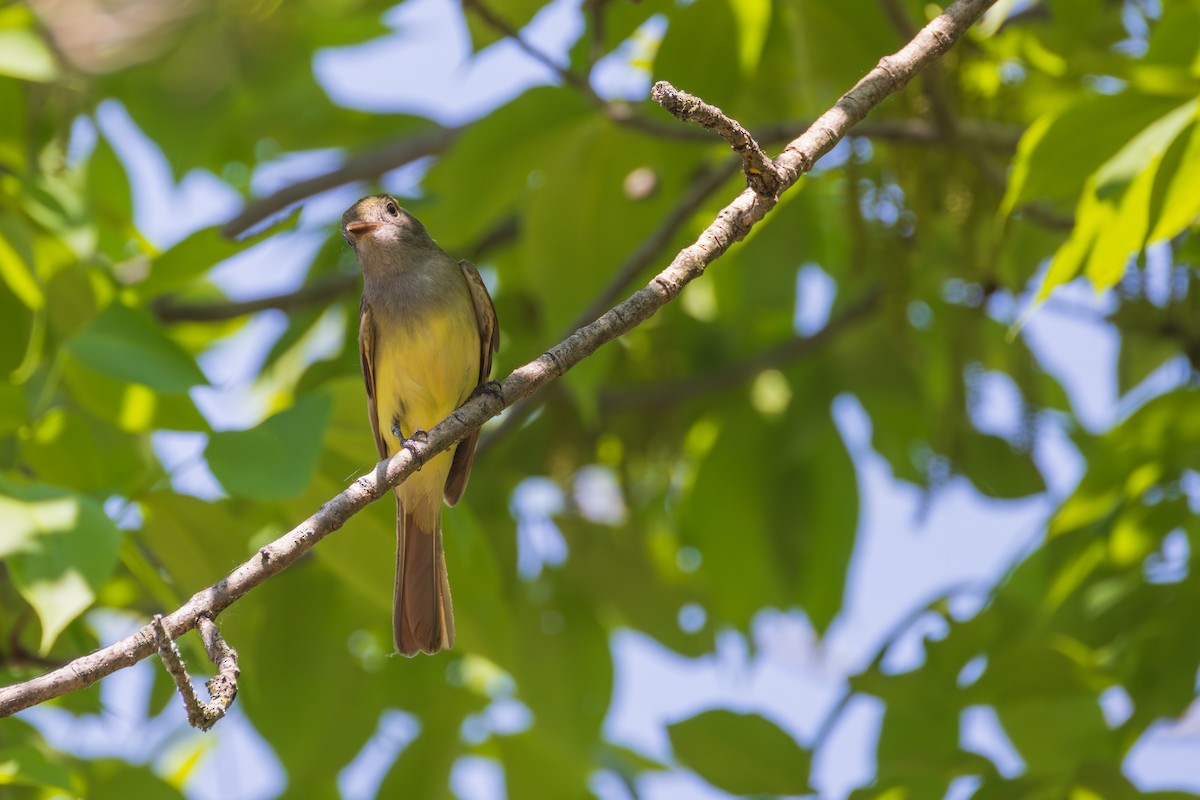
left=385, top=202, right=399, bottom=217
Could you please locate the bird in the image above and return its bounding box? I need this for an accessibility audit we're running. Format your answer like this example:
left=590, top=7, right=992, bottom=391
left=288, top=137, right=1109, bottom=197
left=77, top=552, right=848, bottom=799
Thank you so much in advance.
left=341, top=195, right=498, bottom=656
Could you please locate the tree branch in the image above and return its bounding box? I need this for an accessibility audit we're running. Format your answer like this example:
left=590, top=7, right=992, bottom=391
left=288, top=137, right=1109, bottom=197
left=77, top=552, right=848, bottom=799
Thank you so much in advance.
left=651, top=82, right=782, bottom=199
left=220, top=126, right=460, bottom=239
left=462, top=0, right=599, bottom=100
left=0, top=0, right=998, bottom=719
left=157, top=216, right=519, bottom=324
left=154, top=614, right=240, bottom=731
left=152, top=274, right=359, bottom=323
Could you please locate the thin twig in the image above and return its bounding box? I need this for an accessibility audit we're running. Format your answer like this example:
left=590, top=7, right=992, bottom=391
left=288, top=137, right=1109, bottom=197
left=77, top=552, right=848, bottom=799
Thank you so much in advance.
left=197, top=617, right=240, bottom=723
left=221, top=127, right=459, bottom=239
left=651, top=82, right=782, bottom=199
left=153, top=614, right=240, bottom=731
left=153, top=274, right=358, bottom=323
left=585, top=0, right=606, bottom=69
left=157, top=215, right=519, bottom=324
left=462, top=0, right=598, bottom=100
left=0, top=0, right=999, bottom=718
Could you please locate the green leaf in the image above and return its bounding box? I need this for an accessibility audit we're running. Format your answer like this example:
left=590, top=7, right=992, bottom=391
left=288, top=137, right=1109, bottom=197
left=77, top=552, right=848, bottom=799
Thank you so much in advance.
left=772, top=0, right=895, bottom=115
left=521, top=115, right=703, bottom=338
left=680, top=394, right=858, bottom=632
left=422, top=86, right=592, bottom=247
left=510, top=582, right=612, bottom=749
left=64, top=303, right=208, bottom=394
left=0, top=380, right=28, bottom=437
left=977, top=0, right=1025, bottom=37
left=1116, top=323, right=1182, bottom=397
left=233, top=562, right=459, bottom=798
left=667, top=710, right=811, bottom=796
left=0, top=478, right=122, bottom=652
left=1141, top=0, right=1200, bottom=73
left=500, top=731, right=591, bottom=799
left=0, top=29, right=58, bottom=83
left=21, top=408, right=147, bottom=494
left=1003, top=92, right=1185, bottom=215
left=0, top=720, right=78, bottom=792
left=0, top=278, right=38, bottom=380
left=680, top=415, right=782, bottom=626
left=138, top=491, right=261, bottom=594
left=464, top=0, right=547, bottom=51
left=0, top=744, right=76, bottom=792
left=86, top=133, right=139, bottom=260
left=279, top=379, right=395, bottom=614
left=654, top=0, right=741, bottom=109
left=1148, top=118, right=1200, bottom=242
left=0, top=212, right=44, bottom=310
left=958, top=432, right=1046, bottom=499
left=1084, top=155, right=1155, bottom=289
left=1038, top=98, right=1198, bottom=295
left=0, top=77, right=26, bottom=171
left=730, top=0, right=771, bottom=76
left=84, top=760, right=186, bottom=800
left=133, top=211, right=300, bottom=298
left=998, top=694, right=1115, bottom=777
left=60, top=356, right=209, bottom=433
left=1091, top=99, right=1198, bottom=193
left=206, top=393, right=331, bottom=499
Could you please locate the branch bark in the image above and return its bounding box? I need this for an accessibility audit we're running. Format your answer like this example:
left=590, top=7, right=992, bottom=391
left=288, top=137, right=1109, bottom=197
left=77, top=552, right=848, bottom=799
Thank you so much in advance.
left=154, top=614, right=240, bottom=731
left=651, top=83, right=781, bottom=198
left=0, top=0, right=999, bottom=719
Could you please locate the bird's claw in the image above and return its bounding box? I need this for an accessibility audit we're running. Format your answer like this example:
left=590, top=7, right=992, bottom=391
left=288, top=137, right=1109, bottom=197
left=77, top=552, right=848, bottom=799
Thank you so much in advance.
left=391, top=422, right=428, bottom=449
left=399, top=429, right=429, bottom=468
left=471, top=380, right=505, bottom=402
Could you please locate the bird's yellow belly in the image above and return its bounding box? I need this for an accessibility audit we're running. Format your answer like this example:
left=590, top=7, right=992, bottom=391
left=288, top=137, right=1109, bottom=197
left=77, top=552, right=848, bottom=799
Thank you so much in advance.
left=374, top=309, right=480, bottom=511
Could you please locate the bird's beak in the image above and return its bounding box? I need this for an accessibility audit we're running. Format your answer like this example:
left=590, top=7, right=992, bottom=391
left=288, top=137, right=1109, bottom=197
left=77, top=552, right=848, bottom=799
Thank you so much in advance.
left=343, top=220, right=377, bottom=244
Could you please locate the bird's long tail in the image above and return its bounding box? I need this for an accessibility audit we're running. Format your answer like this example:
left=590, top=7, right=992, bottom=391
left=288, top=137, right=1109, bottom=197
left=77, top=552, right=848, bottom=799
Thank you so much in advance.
left=394, top=496, right=455, bottom=656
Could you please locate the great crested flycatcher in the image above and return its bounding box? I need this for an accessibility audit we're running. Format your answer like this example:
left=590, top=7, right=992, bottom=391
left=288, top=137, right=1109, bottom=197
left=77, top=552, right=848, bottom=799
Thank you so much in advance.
left=341, top=195, right=498, bottom=656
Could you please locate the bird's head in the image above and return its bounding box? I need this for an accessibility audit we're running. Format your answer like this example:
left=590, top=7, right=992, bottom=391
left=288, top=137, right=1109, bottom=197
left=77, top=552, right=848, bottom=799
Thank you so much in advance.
left=340, top=195, right=432, bottom=252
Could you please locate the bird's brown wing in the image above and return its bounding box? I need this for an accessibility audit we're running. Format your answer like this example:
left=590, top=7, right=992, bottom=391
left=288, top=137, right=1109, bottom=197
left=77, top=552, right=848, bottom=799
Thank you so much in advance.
left=359, top=298, right=389, bottom=460
left=444, top=259, right=499, bottom=506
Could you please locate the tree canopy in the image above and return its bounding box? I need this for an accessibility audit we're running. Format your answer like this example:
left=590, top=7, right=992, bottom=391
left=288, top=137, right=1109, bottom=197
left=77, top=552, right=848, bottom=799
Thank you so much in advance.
left=2, top=0, right=1200, bottom=798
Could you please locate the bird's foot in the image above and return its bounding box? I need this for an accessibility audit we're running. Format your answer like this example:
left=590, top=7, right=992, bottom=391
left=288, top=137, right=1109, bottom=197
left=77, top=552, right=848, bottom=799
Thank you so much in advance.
left=402, top=429, right=429, bottom=468
left=471, top=380, right=505, bottom=402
